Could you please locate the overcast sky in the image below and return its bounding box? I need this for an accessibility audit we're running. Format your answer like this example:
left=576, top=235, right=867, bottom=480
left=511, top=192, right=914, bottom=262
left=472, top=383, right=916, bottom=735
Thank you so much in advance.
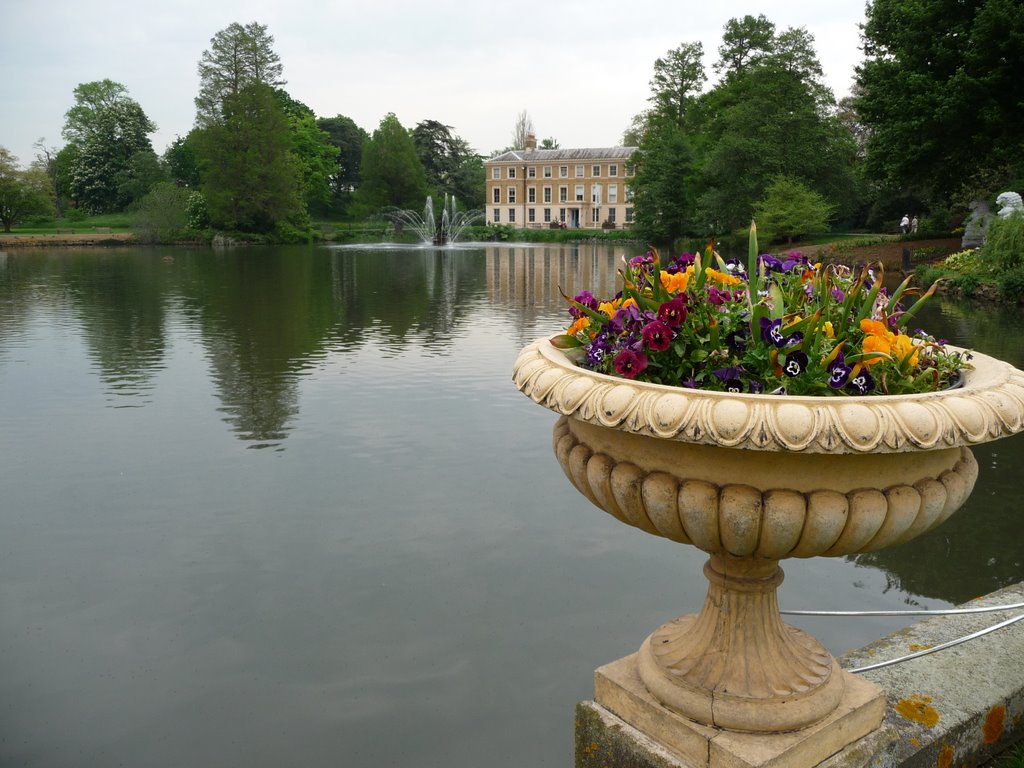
left=3, top=0, right=868, bottom=167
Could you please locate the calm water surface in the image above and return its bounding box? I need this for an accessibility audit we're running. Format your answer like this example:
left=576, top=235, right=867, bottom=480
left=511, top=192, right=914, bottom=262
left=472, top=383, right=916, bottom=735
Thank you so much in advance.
left=1, top=244, right=1022, bottom=767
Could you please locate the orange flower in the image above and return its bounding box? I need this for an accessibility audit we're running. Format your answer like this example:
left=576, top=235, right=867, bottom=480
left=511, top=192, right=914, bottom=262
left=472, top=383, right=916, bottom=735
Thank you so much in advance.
left=860, top=318, right=891, bottom=339
left=567, top=317, right=590, bottom=336
left=660, top=270, right=690, bottom=294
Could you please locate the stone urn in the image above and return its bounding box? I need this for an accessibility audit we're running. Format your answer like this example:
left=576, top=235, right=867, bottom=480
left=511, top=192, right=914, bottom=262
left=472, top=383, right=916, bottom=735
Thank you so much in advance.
left=513, top=339, right=1024, bottom=766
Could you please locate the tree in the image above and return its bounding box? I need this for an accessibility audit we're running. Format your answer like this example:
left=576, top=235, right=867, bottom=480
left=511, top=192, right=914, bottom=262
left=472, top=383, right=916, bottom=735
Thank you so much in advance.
left=61, top=81, right=157, bottom=213
left=116, top=150, right=168, bottom=209
left=356, top=113, right=428, bottom=213
left=411, top=119, right=483, bottom=208
left=195, top=21, right=284, bottom=127
left=273, top=90, right=338, bottom=214
left=856, top=0, right=1024, bottom=205
left=0, top=147, right=55, bottom=232
left=163, top=134, right=202, bottom=187
left=511, top=109, right=535, bottom=150
left=693, top=21, right=858, bottom=231
left=628, top=42, right=707, bottom=241
left=193, top=82, right=303, bottom=232
left=629, top=125, right=697, bottom=245
left=648, top=42, right=707, bottom=129
left=33, top=138, right=62, bottom=216
left=753, top=176, right=834, bottom=243
left=539, top=137, right=560, bottom=149
left=317, top=115, right=368, bottom=215
left=715, top=14, right=776, bottom=78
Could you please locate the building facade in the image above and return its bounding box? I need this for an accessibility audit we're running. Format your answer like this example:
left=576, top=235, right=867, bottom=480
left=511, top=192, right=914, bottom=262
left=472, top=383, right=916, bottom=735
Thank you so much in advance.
left=484, top=134, right=637, bottom=229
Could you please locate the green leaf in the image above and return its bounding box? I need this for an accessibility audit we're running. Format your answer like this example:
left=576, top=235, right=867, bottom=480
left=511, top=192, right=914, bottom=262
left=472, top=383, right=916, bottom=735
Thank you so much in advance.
left=549, top=334, right=583, bottom=349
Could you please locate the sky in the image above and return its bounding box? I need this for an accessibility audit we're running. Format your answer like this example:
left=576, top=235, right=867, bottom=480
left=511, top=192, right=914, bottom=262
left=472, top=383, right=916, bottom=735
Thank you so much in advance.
left=3, top=0, right=869, bottom=168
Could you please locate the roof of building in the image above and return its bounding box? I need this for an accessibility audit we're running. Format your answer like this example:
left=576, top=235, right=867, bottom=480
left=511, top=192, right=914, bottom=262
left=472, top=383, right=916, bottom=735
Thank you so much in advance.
left=486, top=147, right=637, bottom=163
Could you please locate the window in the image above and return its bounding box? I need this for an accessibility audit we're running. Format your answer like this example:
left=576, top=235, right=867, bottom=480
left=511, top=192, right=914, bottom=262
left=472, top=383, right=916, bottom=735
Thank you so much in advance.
left=492, top=187, right=500, bottom=203
left=528, top=208, right=536, bottom=223
left=575, top=165, right=584, bottom=177
left=625, top=207, right=634, bottom=223
left=592, top=165, right=601, bottom=177
left=508, top=167, right=516, bottom=179
left=508, top=208, right=516, bottom=223
left=575, top=185, right=584, bottom=202
left=591, top=184, right=602, bottom=204
left=608, top=184, right=618, bottom=203
left=491, top=167, right=500, bottom=179
left=609, top=164, right=618, bottom=177
left=543, top=186, right=552, bottom=203
left=527, top=187, right=536, bottom=203
left=559, top=208, right=566, bottom=223
left=493, top=209, right=500, bottom=222
left=592, top=208, right=601, bottom=224
left=543, top=208, right=551, bottom=223
left=559, top=166, right=568, bottom=178
left=543, top=166, right=552, bottom=178
left=507, top=187, right=516, bottom=204
left=607, top=208, right=617, bottom=223
left=527, top=166, right=536, bottom=178
left=559, top=186, right=568, bottom=203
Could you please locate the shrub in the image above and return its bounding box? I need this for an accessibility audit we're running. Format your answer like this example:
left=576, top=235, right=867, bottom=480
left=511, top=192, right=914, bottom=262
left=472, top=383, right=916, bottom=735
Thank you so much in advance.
left=998, top=266, right=1024, bottom=301
left=982, top=213, right=1024, bottom=270
left=133, top=182, right=191, bottom=243
left=65, top=207, right=87, bottom=222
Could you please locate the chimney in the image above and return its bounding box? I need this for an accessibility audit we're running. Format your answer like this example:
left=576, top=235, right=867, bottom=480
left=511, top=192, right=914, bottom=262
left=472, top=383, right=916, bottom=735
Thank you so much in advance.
left=525, top=132, right=537, bottom=152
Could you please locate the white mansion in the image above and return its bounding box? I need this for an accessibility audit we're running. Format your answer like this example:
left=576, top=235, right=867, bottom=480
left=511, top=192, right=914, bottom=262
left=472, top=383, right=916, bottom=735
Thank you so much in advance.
left=484, top=134, right=638, bottom=229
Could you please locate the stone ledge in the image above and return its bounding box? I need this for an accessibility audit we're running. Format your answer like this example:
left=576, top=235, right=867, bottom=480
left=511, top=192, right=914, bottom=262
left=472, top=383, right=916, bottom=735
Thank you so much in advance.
left=575, top=582, right=1024, bottom=768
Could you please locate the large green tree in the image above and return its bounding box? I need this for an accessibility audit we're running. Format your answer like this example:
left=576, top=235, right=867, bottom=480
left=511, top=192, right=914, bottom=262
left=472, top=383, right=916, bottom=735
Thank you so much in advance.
left=317, top=115, right=368, bottom=216
left=274, top=91, right=338, bottom=215
left=648, top=42, right=707, bottom=129
left=630, top=124, right=697, bottom=245
left=193, top=83, right=303, bottom=232
left=163, top=134, right=202, bottom=188
left=0, top=147, right=55, bottom=232
left=411, top=120, right=484, bottom=209
left=356, top=113, right=429, bottom=213
left=61, top=80, right=158, bottom=213
left=856, top=0, right=1024, bottom=205
left=693, top=20, right=859, bottom=232
left=195, top=22, right=284, bottom=127
left=627, top=41, right=706, bottom=243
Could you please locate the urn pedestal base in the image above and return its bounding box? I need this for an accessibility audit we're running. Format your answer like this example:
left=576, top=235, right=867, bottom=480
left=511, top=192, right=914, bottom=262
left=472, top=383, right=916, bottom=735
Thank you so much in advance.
left=595, top=652, right=886, bottom=768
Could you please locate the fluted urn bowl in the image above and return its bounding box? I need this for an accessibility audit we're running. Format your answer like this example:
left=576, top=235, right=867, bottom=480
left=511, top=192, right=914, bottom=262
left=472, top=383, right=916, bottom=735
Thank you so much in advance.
left=513, top=338, right=1024, bottom=734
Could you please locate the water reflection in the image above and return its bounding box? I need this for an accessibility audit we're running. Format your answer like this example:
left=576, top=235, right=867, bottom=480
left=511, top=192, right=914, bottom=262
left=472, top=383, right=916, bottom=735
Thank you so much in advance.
left=1, top=245, right=1022, bottom=768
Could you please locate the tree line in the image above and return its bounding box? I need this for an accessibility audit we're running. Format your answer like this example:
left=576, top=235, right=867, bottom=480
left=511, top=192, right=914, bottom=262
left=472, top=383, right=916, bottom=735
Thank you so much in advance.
left=1, top=22, right=485, bottom=236
left=627, top=3, right=1024, bottom=246
left=3, top=2, right=1023, bottom=242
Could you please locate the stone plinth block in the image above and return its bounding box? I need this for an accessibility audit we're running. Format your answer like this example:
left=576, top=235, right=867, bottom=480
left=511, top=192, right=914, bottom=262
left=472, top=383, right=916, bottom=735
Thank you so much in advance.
left=592, top=654, right=886, bottom=768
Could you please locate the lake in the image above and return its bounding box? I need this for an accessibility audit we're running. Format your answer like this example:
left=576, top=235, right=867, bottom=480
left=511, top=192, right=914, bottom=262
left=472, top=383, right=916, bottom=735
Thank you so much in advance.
left=1, top=242, right=1021, bottom=767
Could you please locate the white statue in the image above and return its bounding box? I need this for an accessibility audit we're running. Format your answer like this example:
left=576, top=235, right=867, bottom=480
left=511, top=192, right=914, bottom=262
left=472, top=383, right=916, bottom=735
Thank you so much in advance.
left=996, top=191, right=1023, bottom=219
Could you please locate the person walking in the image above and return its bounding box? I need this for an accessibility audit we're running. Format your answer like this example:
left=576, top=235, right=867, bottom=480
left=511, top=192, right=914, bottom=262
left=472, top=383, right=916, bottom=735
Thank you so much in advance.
left=900, top=214, right=910, bottom=234
left=911, top=215, right=919, bottom=234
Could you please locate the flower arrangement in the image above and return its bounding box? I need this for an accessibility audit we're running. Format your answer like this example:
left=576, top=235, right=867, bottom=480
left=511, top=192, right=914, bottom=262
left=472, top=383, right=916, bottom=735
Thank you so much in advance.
left=554, top=224, right=970, bottom=396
